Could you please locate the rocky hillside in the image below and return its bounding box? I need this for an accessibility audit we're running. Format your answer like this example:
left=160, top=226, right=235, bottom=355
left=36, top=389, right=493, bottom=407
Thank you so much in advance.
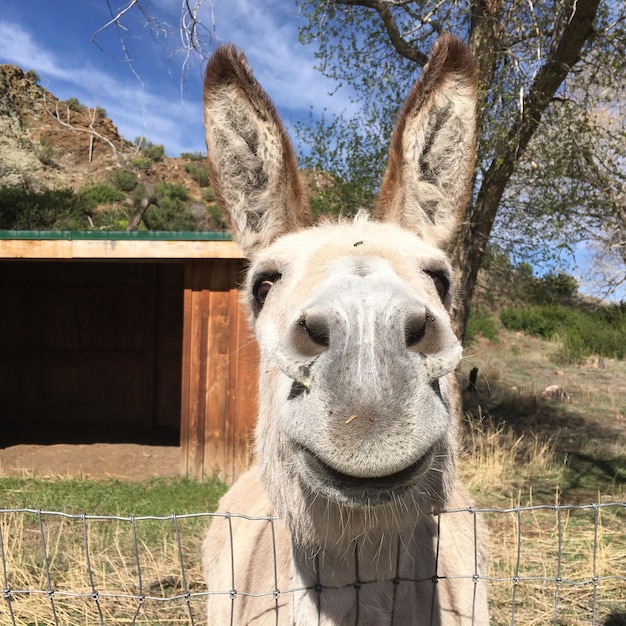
left=1, top=65, right=128, bottom=188
left=0, top=64, right=222, bottom=231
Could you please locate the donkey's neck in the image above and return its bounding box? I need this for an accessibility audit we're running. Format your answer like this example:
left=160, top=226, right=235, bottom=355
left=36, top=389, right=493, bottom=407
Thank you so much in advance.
left=297, top=516, right=438, bottom=578
left=289, top=512, right=442, bottom=625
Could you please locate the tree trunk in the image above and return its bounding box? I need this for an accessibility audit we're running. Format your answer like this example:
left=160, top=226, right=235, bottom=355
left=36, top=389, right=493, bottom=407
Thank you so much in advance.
left=127, top=180, right=159, bottom=231
left=452, top=0, right=600, bottom=341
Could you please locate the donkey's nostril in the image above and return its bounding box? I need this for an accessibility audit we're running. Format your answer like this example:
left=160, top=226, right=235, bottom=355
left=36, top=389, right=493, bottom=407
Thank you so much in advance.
left=300, top=314, right=330, bottom=348
left=405, top=312, right=426, bottom=348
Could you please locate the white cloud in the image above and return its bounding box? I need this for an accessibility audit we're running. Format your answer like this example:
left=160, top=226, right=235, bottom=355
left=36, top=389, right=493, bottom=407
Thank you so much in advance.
left=104, top=88, right=206, bottom=156
left=209, top=0, right=357, bottom=118
left=0, top=21, right=74, bottom=80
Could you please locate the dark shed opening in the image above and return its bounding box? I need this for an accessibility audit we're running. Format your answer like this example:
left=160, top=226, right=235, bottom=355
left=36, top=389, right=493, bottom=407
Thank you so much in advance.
left=0, top=260, right=183, bottom=447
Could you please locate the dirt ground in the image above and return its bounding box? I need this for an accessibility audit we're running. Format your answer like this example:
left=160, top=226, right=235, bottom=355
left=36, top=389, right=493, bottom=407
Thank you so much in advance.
left=0, top=443, right=180, bottom=481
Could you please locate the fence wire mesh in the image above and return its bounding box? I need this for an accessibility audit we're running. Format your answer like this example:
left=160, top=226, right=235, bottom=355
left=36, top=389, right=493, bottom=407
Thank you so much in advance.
left=1, top=503, right=625, bottom=625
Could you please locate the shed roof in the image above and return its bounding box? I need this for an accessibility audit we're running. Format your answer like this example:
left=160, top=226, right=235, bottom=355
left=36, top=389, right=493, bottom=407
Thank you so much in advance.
left=0, top=230, right=244, bottom=260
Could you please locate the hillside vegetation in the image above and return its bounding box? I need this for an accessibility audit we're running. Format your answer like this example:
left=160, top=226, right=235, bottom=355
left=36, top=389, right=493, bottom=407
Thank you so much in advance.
left=0, top=64, right=226, bottom=232
left=462, top=252, right=626, bottom=507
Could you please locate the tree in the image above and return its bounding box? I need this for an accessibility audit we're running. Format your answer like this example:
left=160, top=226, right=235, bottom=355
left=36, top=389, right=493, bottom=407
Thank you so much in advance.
left=498, top=55, right=626, bottom=299
left=296, top=0, right=625, bottom=337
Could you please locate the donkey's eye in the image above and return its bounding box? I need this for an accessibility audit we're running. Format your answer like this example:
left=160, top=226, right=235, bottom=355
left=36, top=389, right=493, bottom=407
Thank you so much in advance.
left=252, top=272, right=282, bottom=309
left=425, top=270, right=449, bottom=301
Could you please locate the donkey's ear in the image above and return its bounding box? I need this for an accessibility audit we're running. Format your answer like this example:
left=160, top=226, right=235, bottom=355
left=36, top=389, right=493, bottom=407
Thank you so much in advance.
left=203, top=46, right=311, bottom=257
left=374, top=34, right=478, bottom=248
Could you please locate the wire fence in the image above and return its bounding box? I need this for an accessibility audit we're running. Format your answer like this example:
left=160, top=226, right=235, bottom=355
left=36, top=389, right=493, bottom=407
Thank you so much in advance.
left=1, top=503, right=625, bottom=625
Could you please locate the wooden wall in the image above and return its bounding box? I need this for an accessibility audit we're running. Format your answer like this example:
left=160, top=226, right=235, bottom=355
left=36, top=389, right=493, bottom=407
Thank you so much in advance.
left=180, top=259, right=258, bottom=483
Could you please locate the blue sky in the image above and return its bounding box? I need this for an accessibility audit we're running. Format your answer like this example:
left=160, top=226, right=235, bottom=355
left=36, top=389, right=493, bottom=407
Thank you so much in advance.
left=0, top=0, right=353, bottom=157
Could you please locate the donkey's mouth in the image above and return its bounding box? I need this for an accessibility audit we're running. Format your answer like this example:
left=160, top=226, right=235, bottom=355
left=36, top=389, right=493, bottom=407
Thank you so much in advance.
left=294, top=444, right=435, bottom=507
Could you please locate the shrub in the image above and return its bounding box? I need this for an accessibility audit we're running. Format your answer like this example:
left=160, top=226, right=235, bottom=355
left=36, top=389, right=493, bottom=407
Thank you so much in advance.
left=34, top=138, right=55, bottom=165
left=500, top=306, right=559, bottom=339
left=130, top=156, right=152, bottom=170
left=78, top=183, right=124, bottom=210
left=26, top=69, right=41, bottom=83
left=180, top=151, right=206, bottom=161
left=143, top=142, right=165, bottom=161
left=95, top=105, right=107, bottom=118
left=65, top=97, right=82, bottom=112
left=207, top=204, right=228, bottom=230
left=143, top=204, right=196, bottom=231
left=141, top=182, right=195, bottom=231
left=155, top=182, right=189, bottom=202
left=501, top=304, right=625, bottom=363
left=88, top=207, right=132, bottom=231
left=465, top=307, right=498, bottom=344
left=109, top=168, right=138, bottom=192
left=134, top=137, right=165, bottom=162
left=0, top=185, right=88, bottom=230
left=202, top=188, right=215, bottom=203
left=184, top=162, right=211, bottom=187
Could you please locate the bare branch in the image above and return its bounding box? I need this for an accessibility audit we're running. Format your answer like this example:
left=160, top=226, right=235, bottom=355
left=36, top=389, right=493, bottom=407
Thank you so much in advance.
left=42, top=93, right=125, bottom=160
left=91, top=0, right=214, bottom=87
left=335, top=0, right=428, bottom=64
left=91, top=0, right=145, bottom=84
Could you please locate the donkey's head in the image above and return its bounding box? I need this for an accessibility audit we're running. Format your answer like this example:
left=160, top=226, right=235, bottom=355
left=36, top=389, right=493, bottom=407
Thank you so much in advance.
left=204, top=35, right=477, bottom=545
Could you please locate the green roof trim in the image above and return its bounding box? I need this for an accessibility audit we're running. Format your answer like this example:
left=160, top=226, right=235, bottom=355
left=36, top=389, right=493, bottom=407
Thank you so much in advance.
left=0, top=230, right=232, bottom=241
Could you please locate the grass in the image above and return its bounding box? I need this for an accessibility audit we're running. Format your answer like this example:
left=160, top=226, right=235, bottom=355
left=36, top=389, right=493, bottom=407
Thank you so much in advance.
left=481, top=501, right=626, bottom=625
left=0, top=478, right=226, bottom=625
left=0, top=476, right=225, bottom=517
left=458, top=415, right=626, bottom=625
left=459, top=327, right=626, bottom=625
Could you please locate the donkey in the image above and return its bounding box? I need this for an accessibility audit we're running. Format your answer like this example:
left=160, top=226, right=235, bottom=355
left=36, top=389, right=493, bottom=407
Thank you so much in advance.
left=202, top=34, right=489, bottom=625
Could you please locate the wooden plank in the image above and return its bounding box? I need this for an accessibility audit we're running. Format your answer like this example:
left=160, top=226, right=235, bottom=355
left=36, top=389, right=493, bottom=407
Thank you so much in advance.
left=180, top=260, right=212, bottom=478
left=225, top=263, right=241, bottom=483
left=179, top=262, right=194, bottom=477
left=0, top=239, right=244, bottom=260
left=226, top=261, right=258, bottom=482
left=0, top=240, right=73, bottom=258
left=203, top=260, right=232, bottom=481
left=232, top=288, right=259, bottom=477
left=179, top=258, right=258, bottom=483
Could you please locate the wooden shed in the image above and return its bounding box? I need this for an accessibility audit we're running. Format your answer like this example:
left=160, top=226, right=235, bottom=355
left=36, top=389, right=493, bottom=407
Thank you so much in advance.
left=0, top=231, right=258, bottom=484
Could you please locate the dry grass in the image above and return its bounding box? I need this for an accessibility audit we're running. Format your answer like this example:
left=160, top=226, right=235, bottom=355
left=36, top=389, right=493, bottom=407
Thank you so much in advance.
left=0, top=511, right=208, bottom=624
left=458, top=415, right=626, bottom=625
left=2, top=422, right=624, bottom=625
left=485, top=502, right=626, bottom=625
left=459, top=409, right=563, bottom=499
left=459, top=328, right=626, bottom=625
left=462, top=330, right=626, bottom=499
